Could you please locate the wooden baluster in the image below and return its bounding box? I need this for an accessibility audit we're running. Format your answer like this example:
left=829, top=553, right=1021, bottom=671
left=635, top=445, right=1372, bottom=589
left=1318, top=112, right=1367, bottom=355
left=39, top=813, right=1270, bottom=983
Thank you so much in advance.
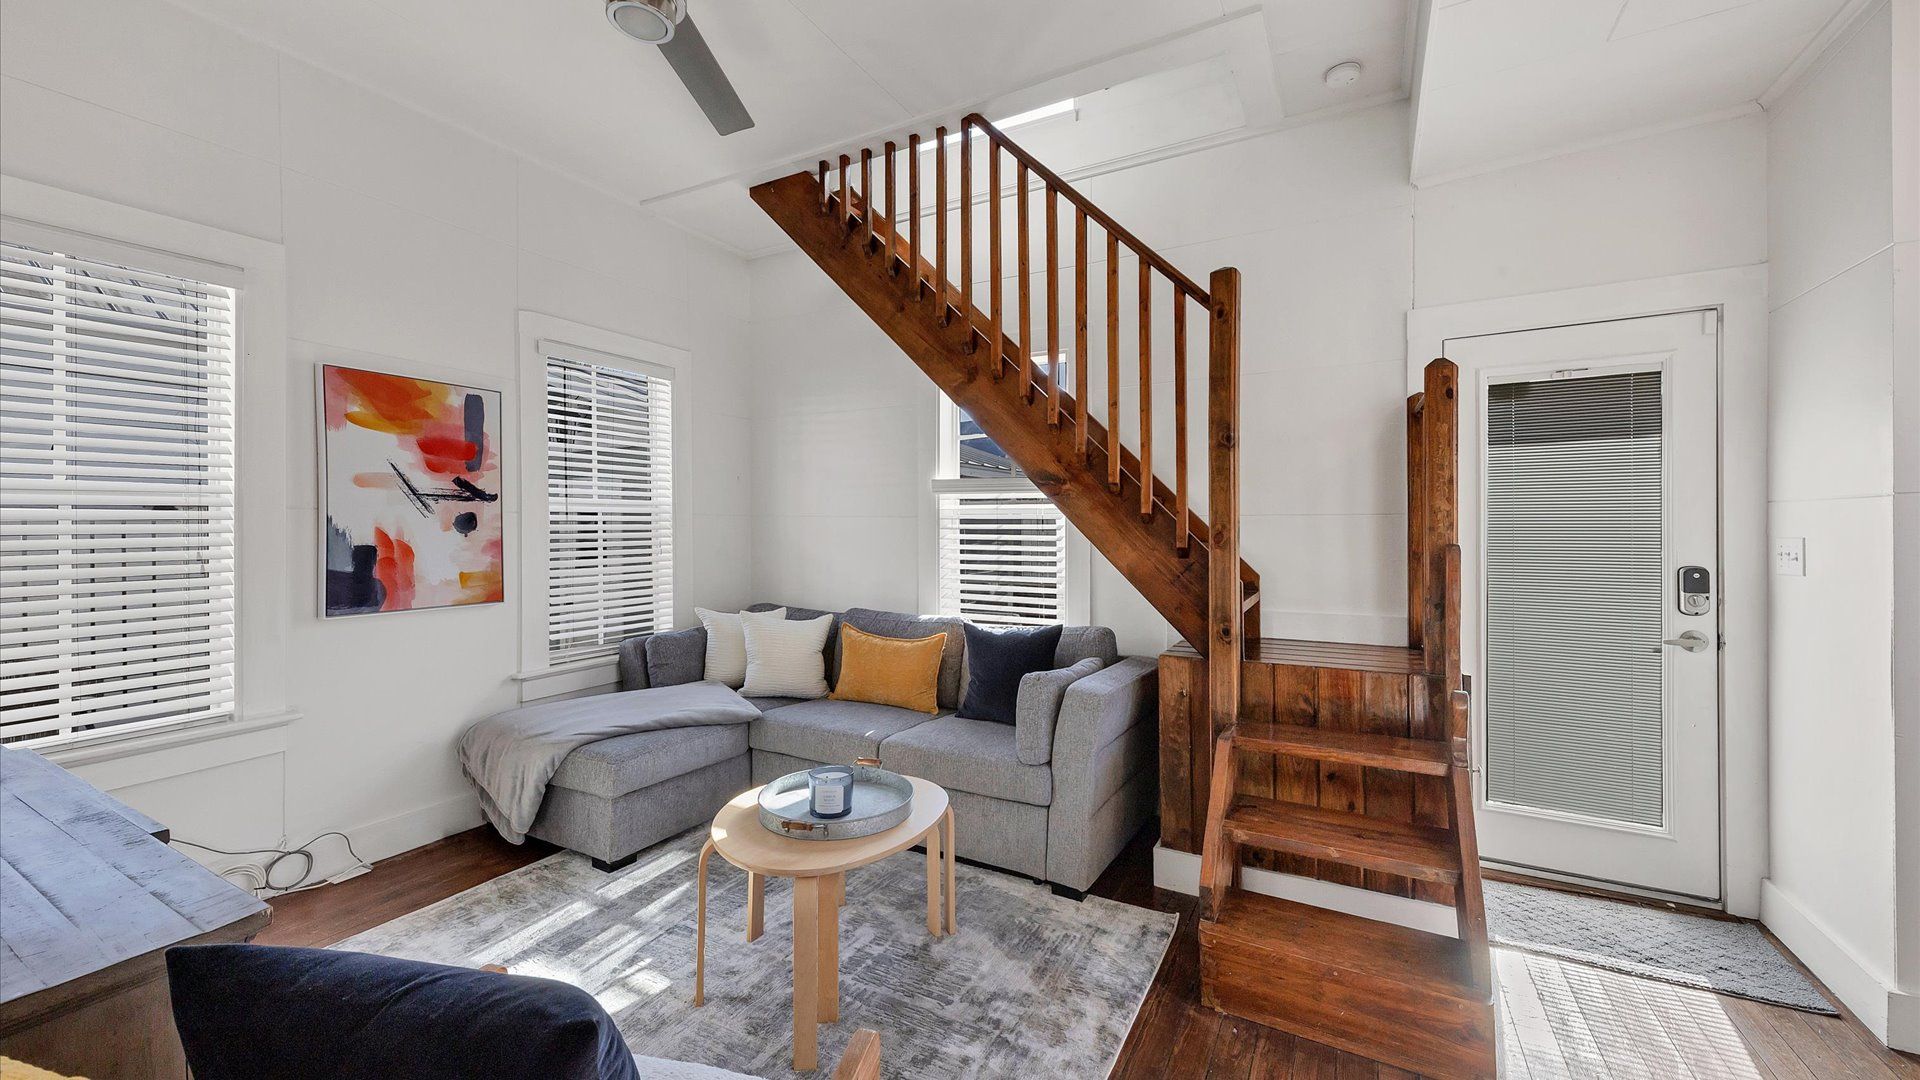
left=960, top=119, right=973, bottom=350
left=1173, top=286, right=1190, bottom=555
left=989, top=141, right=1003, bottom=379
left=860, top=148, right=873, bottom=249
left=935, top=128, right=948, bottom=322
left=884, top=140, right=897, bottom=273
left=908, top=135, right=921, bottom=293
left=817, top=160, right=829, bottom=213
left=1018, top=161, right=1032, bottom=400
left=1075, top=208, right=1089, bottom=461
left=838, top=155, right=849, bottom=229
left=1046, top=187, right=1060, bottom=425
left=1106, top=232, right=1120, bottom=493
left=1139, top=259, right=1153, bottom=520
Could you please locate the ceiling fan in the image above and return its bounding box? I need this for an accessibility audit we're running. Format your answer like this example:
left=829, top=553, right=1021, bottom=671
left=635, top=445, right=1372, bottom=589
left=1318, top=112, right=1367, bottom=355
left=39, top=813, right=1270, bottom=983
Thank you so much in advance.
left=605, top=0, right=754, bottom=136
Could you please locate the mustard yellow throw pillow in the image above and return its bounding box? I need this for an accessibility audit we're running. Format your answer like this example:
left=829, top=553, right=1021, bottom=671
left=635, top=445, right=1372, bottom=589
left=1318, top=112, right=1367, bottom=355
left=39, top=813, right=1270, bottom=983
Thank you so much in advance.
left=830, top=624, right=946, bottom=714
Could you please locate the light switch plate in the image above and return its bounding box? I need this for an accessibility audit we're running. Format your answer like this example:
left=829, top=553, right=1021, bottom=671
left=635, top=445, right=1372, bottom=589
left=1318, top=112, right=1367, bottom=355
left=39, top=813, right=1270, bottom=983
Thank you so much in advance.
left=1774, top=537, right=1806, bottom=576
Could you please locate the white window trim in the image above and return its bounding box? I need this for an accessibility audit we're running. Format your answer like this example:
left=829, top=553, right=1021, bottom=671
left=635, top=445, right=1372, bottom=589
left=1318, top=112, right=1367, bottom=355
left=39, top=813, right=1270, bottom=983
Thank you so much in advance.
left=922, top=385, right=1090, bottom=625
left=1, top=176, right=294, bottom=761
left=515, top=312, right=689, bottom=702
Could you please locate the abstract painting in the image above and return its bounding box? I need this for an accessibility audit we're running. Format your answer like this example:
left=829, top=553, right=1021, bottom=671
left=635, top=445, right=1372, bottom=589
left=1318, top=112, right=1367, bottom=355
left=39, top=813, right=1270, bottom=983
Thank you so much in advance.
left=321, top=365, right=504, bottom=616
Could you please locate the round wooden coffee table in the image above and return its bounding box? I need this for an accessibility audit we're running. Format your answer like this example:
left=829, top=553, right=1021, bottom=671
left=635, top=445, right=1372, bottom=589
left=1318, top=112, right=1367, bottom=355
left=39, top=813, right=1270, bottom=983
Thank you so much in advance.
left=695, top=775, right=954, bottom=1071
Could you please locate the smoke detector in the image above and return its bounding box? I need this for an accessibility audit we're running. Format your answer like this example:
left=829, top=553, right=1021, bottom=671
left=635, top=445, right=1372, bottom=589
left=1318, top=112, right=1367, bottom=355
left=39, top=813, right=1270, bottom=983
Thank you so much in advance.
left=1323, top=61, right=1363, bottom=89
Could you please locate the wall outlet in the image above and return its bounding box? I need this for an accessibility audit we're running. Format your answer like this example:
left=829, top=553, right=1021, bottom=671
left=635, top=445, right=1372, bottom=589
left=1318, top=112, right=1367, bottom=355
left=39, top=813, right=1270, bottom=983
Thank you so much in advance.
left=1773, top=537, right=1806, bottom=576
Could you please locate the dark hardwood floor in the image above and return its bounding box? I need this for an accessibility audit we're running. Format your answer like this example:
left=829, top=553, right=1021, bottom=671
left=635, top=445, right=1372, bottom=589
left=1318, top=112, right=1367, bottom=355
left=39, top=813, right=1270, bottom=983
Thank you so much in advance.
left=259, top=825, right=1916, bottom=1079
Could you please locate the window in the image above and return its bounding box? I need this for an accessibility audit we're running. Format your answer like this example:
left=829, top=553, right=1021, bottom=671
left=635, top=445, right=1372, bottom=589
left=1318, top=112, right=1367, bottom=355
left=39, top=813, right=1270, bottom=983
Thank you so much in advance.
left=0, top=239, right=237, bottom=747
left=933, top=367, right=1079, bottom=626
left=543, top=351, right=673, bottom=663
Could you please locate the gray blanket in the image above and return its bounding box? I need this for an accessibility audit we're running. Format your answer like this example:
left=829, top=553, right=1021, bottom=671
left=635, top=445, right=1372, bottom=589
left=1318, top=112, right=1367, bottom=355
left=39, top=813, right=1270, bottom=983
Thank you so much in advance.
left=459, top=681, right=759, bottom=843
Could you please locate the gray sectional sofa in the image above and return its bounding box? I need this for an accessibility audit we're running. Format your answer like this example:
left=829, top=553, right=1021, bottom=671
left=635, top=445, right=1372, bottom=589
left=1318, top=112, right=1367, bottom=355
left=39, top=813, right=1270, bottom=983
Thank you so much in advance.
left=524, top=603, right=1158, bottom=893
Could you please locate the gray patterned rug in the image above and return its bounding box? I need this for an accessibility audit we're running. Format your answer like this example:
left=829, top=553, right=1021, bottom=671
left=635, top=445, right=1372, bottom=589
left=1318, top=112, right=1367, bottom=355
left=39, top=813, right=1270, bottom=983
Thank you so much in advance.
left=1484, top=880, right=1836, bottom=1013
left=336, top=829, right=1176, bottom=1077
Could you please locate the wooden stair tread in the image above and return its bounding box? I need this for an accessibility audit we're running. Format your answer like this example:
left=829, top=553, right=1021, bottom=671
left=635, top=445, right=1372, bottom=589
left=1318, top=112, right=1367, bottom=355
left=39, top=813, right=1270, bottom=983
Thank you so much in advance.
left=1202, top=888, right=1484, bottom=1002
left=1165, top=637, right=1430, bottom=674
left=1234, top=721, right=1452, bottom=776
left=1223, top=794, right=1462, bottom=883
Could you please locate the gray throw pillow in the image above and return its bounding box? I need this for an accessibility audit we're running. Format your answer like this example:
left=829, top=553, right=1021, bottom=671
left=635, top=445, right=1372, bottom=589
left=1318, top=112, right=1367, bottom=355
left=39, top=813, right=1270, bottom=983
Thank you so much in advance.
left=1014, top=657, right=1103, bottom=765
left=643, top=626, right=707, bottom=687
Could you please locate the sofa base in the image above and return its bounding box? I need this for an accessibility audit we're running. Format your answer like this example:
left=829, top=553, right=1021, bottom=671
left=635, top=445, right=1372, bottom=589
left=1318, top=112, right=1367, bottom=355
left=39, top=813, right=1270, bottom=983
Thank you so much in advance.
left=530, top=754, right=750, bottom=865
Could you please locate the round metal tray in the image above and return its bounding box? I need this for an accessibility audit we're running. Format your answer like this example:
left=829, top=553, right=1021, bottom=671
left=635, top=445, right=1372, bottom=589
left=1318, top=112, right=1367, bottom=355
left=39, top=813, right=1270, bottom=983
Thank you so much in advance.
left=757, top=764, right=913, bottom=841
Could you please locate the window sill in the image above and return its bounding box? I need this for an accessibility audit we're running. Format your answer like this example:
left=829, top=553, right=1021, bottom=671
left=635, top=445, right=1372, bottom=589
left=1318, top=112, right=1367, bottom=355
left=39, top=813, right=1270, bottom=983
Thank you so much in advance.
left=40, top=708, right=301, bottom=770
left=513, top=655, right=621, bottom=702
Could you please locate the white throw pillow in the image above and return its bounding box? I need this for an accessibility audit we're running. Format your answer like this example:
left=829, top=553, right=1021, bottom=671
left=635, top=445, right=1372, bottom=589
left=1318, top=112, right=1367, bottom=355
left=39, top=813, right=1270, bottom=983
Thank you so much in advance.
left=741, top=610, right=833, bottom=699
left=696, top=607, right=783, bottom=688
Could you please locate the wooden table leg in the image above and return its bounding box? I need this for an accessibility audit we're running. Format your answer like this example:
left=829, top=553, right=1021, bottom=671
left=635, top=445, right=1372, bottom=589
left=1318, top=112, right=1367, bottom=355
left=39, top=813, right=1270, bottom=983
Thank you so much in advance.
left=818, top=871, right=842, bottom=1023
left=695, top=838, right=714, bottom=1006
left=944, top=806, right=957, bottom=933
left=792, top=875, right=822, bottom=1071
left=924, top=820, right=943, bottom=938
left=747, top=871, right=765, bottom=943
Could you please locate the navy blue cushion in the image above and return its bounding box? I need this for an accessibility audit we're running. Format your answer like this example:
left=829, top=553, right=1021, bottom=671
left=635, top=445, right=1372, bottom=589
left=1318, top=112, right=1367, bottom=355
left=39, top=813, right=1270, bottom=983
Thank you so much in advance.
left=958, top=622, right=1064, bottom=725
left=166, top=944, right=639, bottom=1080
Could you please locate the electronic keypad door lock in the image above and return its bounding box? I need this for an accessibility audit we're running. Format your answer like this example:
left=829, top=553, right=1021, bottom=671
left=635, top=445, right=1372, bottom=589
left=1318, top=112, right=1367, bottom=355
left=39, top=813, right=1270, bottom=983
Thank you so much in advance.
left=1677, top=565, right=1711, bottom=616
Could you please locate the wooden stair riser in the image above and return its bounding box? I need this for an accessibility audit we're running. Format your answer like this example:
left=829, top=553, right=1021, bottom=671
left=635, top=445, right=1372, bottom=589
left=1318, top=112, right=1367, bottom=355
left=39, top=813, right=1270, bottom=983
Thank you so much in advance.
left=1199, top=945, right=1496, bottom=1080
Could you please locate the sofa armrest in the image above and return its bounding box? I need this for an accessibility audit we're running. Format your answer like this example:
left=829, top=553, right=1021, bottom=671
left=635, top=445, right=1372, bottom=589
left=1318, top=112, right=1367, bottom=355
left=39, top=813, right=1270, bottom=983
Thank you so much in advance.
left=1045, top=656, right=1159, bottom=891
left=617, top=635, right=654, bottom=692
left=1014, top=657, right=1103, bottom=765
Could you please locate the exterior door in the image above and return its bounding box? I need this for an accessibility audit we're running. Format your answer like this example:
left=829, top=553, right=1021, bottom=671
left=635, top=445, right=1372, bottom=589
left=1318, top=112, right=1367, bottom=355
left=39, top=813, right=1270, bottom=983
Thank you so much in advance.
left=1446, top=311, right=1721, bottom=902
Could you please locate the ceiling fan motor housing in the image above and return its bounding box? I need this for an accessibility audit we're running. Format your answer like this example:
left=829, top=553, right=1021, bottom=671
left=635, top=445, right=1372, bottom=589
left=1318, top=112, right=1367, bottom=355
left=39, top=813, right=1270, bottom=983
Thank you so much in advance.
left=606, top=0, right=686, bottom=45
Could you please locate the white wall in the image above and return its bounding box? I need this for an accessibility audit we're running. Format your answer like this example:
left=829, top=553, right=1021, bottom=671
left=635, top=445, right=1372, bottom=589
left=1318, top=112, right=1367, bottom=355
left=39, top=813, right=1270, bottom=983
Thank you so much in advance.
left=1758, top=1, right=1906, bottom=1043
left=747, top=103, right=1769, bottom=661
left=0, top=0, right=753, bottom=881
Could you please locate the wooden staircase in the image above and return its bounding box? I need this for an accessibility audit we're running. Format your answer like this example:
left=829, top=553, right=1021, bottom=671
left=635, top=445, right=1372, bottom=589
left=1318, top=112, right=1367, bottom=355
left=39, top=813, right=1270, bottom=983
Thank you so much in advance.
left=752, top=118, right=1493, bottom=1079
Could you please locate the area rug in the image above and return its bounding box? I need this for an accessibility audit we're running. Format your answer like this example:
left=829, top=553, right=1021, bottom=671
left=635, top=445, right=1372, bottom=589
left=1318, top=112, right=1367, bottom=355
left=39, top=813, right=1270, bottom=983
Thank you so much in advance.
left=1484, top=880, right=1836, bottom=1013
left=335, top=829, right=1176, bottom=1078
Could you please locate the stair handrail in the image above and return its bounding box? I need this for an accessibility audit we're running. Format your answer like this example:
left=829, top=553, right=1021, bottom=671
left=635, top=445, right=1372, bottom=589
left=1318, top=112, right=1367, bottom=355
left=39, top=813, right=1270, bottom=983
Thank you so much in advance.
left=962, top=113, right=1210, bottom=304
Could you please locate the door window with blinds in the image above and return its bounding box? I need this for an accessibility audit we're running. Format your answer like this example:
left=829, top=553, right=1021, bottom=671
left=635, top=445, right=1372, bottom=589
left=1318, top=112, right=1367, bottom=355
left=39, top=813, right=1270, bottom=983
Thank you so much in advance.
left=935, top=402, right=1070, bottom=626
left=543, top=351, right=673, bottom=663
left=1482, top=370, right=1666, bottom=827
left=0, top=237, right=237, bottom=747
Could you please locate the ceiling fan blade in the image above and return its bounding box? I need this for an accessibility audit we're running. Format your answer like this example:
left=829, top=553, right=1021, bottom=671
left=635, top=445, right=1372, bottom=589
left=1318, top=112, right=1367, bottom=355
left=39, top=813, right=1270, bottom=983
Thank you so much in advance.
left=659, top=14, right=754, bottom=136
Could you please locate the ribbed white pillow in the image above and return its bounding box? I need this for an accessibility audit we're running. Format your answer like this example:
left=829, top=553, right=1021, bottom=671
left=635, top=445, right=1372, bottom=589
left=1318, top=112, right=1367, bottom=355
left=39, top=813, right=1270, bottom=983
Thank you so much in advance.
left=696, top=607, right=783, bottom=688
left=741, top=610, right=833, bottom=699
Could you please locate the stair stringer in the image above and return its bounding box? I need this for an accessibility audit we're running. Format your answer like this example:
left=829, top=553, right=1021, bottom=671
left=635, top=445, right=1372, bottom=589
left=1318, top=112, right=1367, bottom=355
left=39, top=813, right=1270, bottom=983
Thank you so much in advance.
left=752, top=169, right=1246, bottom=652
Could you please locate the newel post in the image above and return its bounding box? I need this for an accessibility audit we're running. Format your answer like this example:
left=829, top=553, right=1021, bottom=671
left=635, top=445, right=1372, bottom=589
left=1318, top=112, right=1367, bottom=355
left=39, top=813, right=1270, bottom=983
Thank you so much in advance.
left=1206, top=266, right=1242, bottom=737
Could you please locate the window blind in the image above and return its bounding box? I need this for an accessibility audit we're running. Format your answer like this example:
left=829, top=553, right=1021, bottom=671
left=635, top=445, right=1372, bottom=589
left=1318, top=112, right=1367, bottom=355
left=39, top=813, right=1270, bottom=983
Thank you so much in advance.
left=0, top=239, right=237, bottom=746
left=936, top=488, right=1067, bottom=626
left=1482, top=371, right=1666, bottom=827
left=545, top=354, right=672, bottom=663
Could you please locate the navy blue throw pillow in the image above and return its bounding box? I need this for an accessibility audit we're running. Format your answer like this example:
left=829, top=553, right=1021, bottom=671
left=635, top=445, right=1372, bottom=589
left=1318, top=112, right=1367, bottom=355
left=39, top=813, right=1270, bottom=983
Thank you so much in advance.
left=958, top=622, right=1064, bottom=724
left=166, top=944, right=640, bottom=1080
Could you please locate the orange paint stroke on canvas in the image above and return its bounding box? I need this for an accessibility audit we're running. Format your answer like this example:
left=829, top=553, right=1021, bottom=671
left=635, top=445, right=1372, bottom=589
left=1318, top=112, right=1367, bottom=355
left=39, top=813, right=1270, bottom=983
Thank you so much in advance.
left=327, top=367, right=443, bottom=435
left=458, top=569, right=505, bottom=604
left=372, top=527, right=416, bottom=611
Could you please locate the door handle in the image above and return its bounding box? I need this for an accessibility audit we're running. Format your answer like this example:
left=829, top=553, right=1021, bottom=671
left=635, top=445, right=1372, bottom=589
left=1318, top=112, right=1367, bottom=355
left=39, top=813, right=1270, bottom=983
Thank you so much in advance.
left=1656, top=631, right=1712, bottom=654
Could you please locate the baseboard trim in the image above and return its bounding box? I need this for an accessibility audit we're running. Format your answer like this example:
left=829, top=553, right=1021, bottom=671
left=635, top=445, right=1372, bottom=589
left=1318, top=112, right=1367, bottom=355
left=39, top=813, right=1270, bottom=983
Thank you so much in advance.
left=1152, top=843, right=1458, bottom=937
left=310, top=794, right=487, bottom=882
left=1760, top=878, right=1893, bottom=1040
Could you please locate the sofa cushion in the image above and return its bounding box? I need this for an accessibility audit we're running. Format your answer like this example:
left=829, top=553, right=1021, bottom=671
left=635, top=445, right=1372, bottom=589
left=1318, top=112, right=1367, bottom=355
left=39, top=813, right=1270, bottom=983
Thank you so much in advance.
left=1014, top=656, right=1103, bottom=765
left=839, top=608, right=967, bottom=709
left=696, top=607, right=781, bottom=687
left=548, top=723, right=749, bottom=800
left=830, top=624, right=944, bottom=714
left=742, top=610, right=834, bottom=698
left=644, top=626, right=707, bottom=688
left=749, top=698, right=938, bottom=764
left=746, top=603, right=842, bottom=686
left=958, top=623, right=1064, bottom=725
left=878, top=714, right=1053, bottom=806
left=744, top=696, right=808, bottom=713
left=1056, top=625, right=1120, bottom=668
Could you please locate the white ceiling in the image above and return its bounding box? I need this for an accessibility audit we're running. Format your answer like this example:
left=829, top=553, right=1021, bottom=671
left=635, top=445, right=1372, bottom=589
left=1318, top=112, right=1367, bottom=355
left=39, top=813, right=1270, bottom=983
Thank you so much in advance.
left=159, top=0, right=1852, bottom=253
left=1410, top=0, right=1859, bottom=181
left=163, top=0, right=1411, bottom=254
